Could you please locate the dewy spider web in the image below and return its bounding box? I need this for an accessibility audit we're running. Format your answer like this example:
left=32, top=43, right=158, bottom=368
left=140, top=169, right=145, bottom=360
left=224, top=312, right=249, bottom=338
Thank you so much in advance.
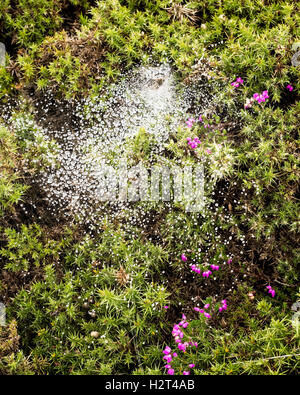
left=1, top=62, right=224, bottom=228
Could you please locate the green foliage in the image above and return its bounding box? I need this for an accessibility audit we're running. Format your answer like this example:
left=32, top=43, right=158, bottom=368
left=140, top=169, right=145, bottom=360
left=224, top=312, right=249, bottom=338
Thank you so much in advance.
left=0, top=0, right=299, bottom=376
left=0, top=126, right=28, bottom=216
left=5, top=226, right=170, bottom=374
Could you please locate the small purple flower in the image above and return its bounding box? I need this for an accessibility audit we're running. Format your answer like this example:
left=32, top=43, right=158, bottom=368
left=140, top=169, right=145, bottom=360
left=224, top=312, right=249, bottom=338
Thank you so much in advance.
left=183, top=371, right=190, bottom=375
left=181, top=254, right=187, bottom=262
left=163, top=346, right=171, bottom=355
left=163, top=355, right=172, bottom=363
left=189, top=364, right=195, bottom=368
left=167, top=368, right=175, bottom=375
left=266, top=285, right=275, bottom=297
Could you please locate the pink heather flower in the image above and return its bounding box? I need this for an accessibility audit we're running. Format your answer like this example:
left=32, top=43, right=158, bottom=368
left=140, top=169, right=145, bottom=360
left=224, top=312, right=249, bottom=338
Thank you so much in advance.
left=183, top=371, right=190, bottom=375
left=186, top=137, right=192, bottom=141
left=165, top=364, right=171, bottom=369
left=253, top=90, right=269, bottom=105
left=189, top=364, right=195, bottom=368
left=163, top=346, right=171, bottom=355
left=181, top=254, right=187, bottom=262
left=182, top=314, right=186, bottom=320
left=204, top=303, right=210, bottom=309
left=198, top=115, right=203, bottom=122
left=167, top=368, right=175, bottom=375
left=204, top=312, right=211, bottom=318
left=227, top=259, right=232, bottom=264
left=231, top=81, right=239, bottom=88
left=173, top=353, right=178, bottom=357
left=194, top=307, right=201, bottom=312
left=219, top=307, right=223, bottom=312
left=182, top=322, right=189, bottom=328
left=286, top=84, right=293, bottom=91
left=262, top=90, right=269, bottom=98
left=266, top=286, right=275, bottom=297
left=164, top=305, right=169, bottom=309
left=163, top=355, right=172, bottom=363
left=193, top=342, right=198, bottom=347
left=236, top=77, right=244, bottom=84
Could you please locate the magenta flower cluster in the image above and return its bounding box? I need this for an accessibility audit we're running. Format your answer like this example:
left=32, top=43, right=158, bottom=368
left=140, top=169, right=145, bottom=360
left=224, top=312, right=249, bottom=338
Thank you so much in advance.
left=194, top=303, right=211, bottom=318
left=190, top=265, right=215, bottom=277
left=286, top=84, right=293, bottom=91
left=163, top=313, right=198, bottom=375
left=190, top=264, right=201, bottom=274
left=219, top=299, right=227, bottom=312
left=186, top=117, right=196, bottom=128
left=184, top=254, right=227, bottom=278
left=186, top=115, right=204, bottom=128
left=231, top=77, right=244, bottom=88
left=187, top=136, right=201, bottom=149
left=202, top=270, right=212, bottom=278
left=245, top=90, right=269, bottom=108
left=266, top=285, right=275, bottom=298
left=253, top=90, right=269, bottom=104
